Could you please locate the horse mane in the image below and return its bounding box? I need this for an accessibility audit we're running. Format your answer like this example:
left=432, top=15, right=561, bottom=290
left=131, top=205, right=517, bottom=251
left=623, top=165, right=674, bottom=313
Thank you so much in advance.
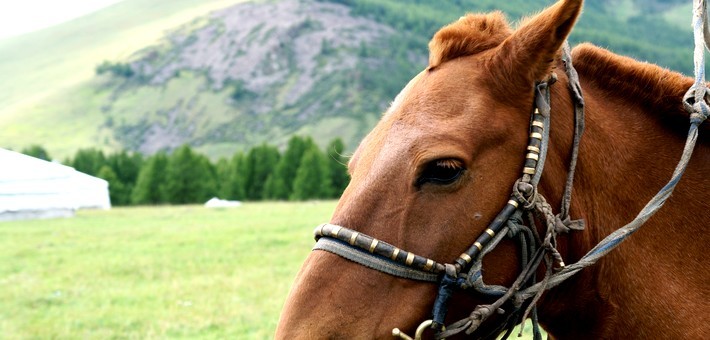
left=428, top=12, right=707, bottom=134
left=571, top=43, right=709, bottom=134
left=428, top=12, right=511, bottom=67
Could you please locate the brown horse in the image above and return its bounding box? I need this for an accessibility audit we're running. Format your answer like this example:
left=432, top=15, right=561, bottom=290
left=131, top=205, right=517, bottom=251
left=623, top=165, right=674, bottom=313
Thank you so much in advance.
left=277, top=0, right=710, bottom=338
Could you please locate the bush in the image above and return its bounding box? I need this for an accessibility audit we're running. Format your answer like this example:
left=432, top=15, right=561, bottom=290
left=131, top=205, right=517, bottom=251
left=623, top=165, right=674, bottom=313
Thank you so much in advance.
left=96, top=61, right=135, bottom=78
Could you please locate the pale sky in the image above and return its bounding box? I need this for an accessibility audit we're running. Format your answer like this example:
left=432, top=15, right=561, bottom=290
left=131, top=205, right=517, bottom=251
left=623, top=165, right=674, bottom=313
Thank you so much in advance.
left=0, top=0, right=124, bottom=40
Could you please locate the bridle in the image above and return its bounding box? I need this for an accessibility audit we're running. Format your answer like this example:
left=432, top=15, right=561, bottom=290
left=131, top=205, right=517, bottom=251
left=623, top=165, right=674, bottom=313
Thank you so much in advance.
left=310, top=12, right=710, bottom=336
left=314, top=42, right=585, bottom=339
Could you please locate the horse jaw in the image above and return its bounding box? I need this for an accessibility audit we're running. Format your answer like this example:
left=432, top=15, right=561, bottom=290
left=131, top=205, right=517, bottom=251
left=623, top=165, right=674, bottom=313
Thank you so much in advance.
left=276, top=251, right=437, bottom=339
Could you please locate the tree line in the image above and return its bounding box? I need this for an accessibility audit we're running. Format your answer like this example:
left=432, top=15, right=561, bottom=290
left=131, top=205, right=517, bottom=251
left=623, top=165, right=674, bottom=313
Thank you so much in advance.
left=19, top=136, right=350, bottom=205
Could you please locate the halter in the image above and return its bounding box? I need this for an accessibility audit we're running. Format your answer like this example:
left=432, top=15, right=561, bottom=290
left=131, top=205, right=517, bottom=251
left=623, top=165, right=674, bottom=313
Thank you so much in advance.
left=313, top=43, right=584, bottom=339
left=310, top=14, right=710, bottom=336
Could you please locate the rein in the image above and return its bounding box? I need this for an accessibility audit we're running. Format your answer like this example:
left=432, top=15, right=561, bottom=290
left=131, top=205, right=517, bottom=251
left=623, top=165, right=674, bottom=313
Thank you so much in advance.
left=310, top=1, right=710, bottom=337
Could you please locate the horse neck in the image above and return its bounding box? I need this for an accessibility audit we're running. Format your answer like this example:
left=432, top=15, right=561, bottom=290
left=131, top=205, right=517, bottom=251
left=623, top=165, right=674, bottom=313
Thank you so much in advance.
left=532, top=72, right=709, bottom=338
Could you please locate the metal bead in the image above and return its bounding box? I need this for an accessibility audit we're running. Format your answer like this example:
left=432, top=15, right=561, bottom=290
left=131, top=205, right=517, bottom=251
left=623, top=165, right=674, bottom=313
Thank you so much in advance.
left=391, top=248, right=400, bottom=261
left=405, top=253, right=415, bottom=266
left=349, top=232, right=359, bottom=245
left=330, top=225, right=342, bottom=237
left=369, top=239, right=379, bottom=253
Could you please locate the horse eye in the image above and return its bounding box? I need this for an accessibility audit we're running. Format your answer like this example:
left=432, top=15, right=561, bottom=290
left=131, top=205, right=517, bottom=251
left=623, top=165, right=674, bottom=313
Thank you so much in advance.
left=416, top=159, right=465, bottom=187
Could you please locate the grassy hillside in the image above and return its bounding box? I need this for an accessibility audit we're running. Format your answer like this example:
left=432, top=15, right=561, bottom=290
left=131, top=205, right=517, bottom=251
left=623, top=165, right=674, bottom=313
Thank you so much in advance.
left=0, top=0, right=697, bottom=159
left=0, top=0, right=244, bottom=157
left=0, top=0, right=243, bottom=112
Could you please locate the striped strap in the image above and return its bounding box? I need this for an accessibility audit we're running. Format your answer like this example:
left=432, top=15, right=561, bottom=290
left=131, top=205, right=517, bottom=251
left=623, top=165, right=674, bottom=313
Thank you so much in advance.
left=313, top=237, right=440, bottom=282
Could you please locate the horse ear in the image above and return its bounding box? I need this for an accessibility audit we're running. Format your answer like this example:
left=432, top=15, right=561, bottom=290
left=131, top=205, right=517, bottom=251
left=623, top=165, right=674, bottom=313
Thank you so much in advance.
left=491, top=0, right=583, bottom=88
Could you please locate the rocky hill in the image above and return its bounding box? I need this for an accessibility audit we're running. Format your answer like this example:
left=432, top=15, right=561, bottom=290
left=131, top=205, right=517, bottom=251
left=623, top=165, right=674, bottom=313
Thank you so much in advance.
left=107, top=0, right=400, bottom=156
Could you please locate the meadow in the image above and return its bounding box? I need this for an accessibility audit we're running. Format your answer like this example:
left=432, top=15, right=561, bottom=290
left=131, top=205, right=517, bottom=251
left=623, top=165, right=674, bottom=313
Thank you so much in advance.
left=0, top=201, right=540, bottom=339
left=0, top=202, right=334, bottom=339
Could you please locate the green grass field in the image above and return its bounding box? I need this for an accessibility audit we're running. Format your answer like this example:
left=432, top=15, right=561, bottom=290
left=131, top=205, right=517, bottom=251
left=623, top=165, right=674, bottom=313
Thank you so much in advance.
left=0, top=202, right=540, bottom=339
left=0, top=202, right=334, bottom=339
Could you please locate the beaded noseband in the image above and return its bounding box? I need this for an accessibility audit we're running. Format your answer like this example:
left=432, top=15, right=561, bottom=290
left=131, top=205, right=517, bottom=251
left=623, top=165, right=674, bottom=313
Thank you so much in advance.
left=313, top=100, right=556, bottom=339
left=314, top=100, right=549, bottom=281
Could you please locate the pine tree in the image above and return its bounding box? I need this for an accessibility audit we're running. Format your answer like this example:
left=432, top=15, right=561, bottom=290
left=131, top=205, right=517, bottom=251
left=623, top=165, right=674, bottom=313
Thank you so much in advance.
left=106, top=151, right=143, bottom=205
left=162, top=145, right=218, bottom=204
left=244, top=144, right=280, bottom=200
left=291, top=144, right=333, bottom=200
left=21, top=145, right=51, bottom=161
left=106, top=151, right=143, bottom=185
left=326, top=138, right=350, bottom=197
left=131, top=152, right=168, bottom=205
left=71, top=148, right=106, bottom=176
left=226, top=152, right=247, bottom=200
left=97, top=165, right=126, bottom=206
left=263, top=136, right=308, bottom=199
left=215, top=157, right=231, bottom=199
left=263, top=173, right=287, bottom=200
left=198, top=155, right=218, bottom=200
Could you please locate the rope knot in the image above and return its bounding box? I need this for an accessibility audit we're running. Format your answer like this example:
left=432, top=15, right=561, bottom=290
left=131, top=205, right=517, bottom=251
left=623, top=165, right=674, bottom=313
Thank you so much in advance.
left=512, top=294, right=527, bottom=308
left=513, top=179, right=538, bottom=210
left=683, top=84, right=710, bottom=124
left=462, top=306, right=504, bottom=335
left=553, top=214, right=585, bottom=234
left=506, top=220, right=525, bottom=237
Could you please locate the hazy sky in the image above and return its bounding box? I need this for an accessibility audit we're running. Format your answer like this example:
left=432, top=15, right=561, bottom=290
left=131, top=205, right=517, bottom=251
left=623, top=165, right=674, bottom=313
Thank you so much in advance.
left=0, top=0, right=124, bottom=40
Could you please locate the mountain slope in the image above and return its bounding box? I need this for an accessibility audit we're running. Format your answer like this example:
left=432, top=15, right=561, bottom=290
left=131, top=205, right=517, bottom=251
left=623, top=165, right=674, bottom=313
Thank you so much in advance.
left=106, top=0, right=398, bottom=156
left=0, top=0, right=697, bottom=159
left=0, top=0, right=243, bottom=113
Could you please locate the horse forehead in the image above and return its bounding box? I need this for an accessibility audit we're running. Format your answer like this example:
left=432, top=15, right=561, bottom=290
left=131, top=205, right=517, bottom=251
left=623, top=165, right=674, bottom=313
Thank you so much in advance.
left=349, top=58, right=493, bottom=174
left=398, top=61, right=489, bottom=121
left=352, top=114, right=472, bottom=180
left=357, top=120, right=426, bottom=172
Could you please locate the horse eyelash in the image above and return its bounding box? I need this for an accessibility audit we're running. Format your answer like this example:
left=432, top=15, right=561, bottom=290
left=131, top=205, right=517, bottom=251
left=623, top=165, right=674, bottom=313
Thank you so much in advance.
left=436, top=159, right=463, bottom=169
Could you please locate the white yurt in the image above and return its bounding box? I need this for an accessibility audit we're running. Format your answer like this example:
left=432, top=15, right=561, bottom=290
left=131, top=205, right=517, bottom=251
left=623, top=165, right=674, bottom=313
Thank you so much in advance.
left=0, top=148, right=111, bottom=221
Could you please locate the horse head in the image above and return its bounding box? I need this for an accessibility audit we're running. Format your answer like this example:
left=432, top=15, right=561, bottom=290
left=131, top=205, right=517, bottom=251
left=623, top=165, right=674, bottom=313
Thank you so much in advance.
left=277, top=0, right=585, bottom=338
